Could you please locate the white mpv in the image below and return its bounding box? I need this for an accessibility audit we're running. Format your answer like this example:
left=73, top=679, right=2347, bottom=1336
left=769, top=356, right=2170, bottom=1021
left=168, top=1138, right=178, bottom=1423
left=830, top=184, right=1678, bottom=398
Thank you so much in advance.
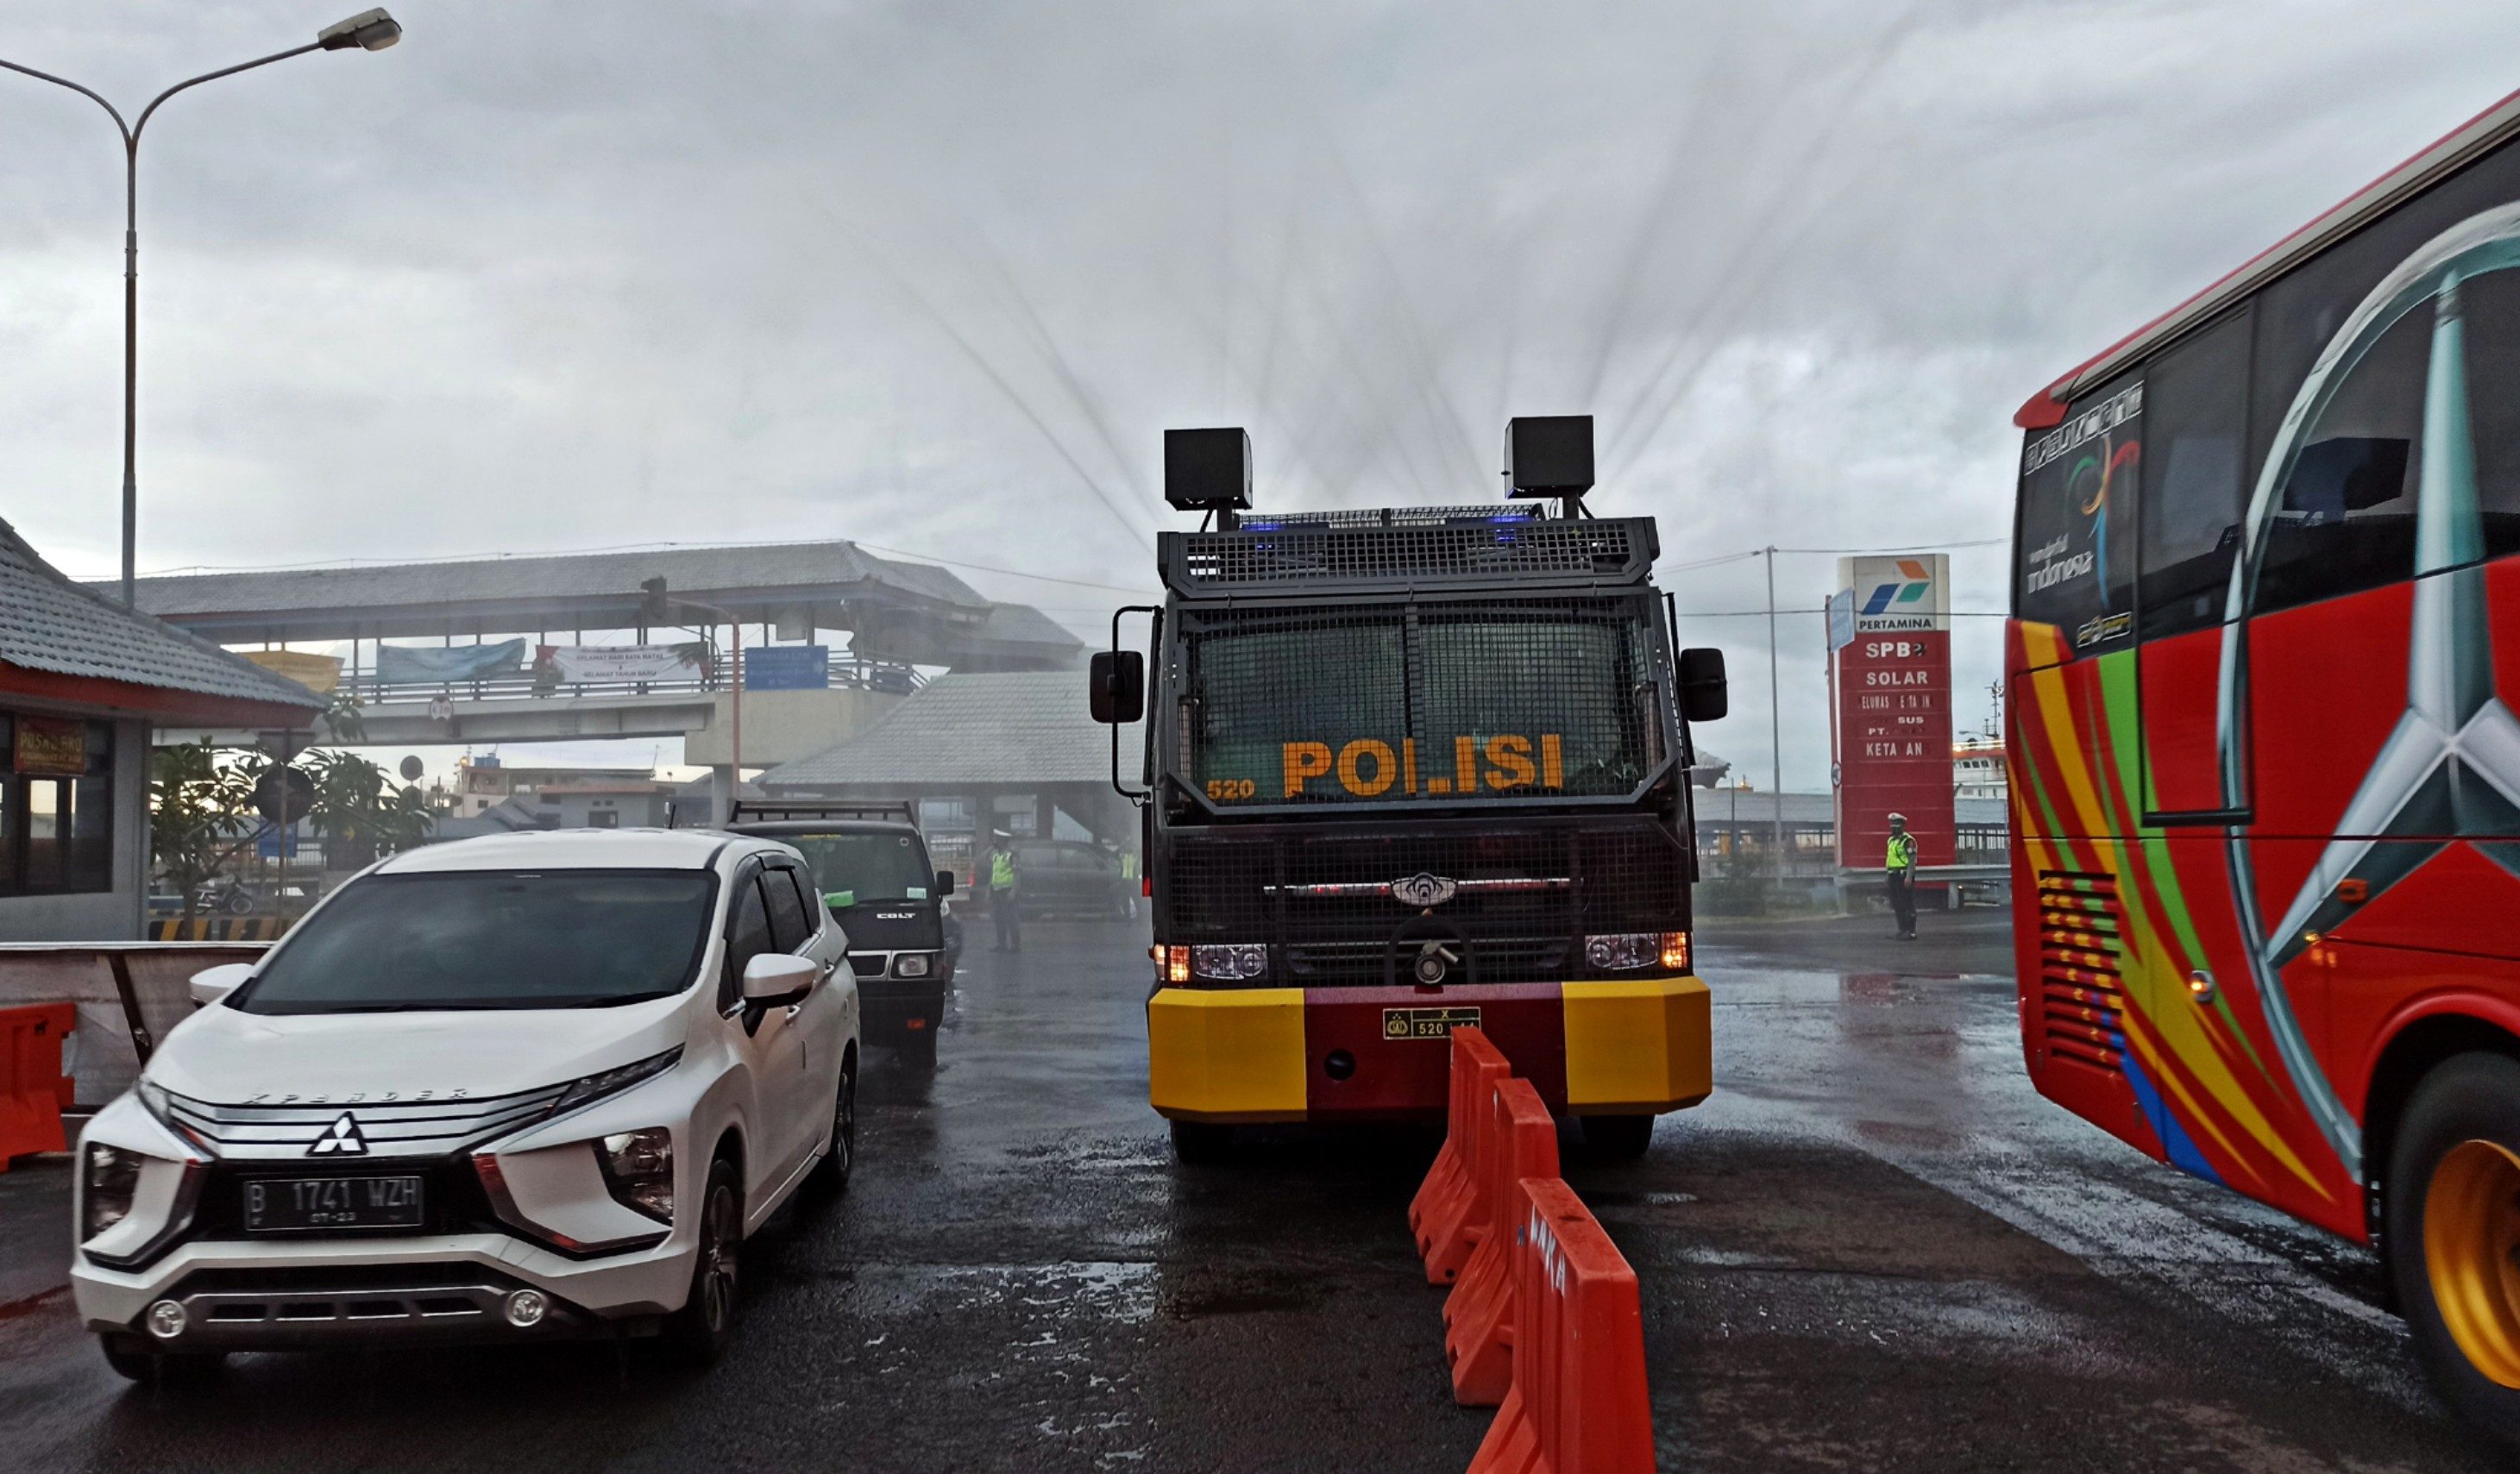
left=72, top=829, right=858, bottom=1376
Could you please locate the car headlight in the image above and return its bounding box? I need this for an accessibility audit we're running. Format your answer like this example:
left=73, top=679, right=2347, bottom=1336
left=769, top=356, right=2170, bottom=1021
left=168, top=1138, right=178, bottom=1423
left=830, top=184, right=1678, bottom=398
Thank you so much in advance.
left=1191, top=944, right=1268, bottom=982
left=895, top=953, right=932, bottom=978
left=1585, top=932, right=1689, bottom=972
left=84, top=1143, right=144, bottom=1240
left=594, top=1127, right=673, bottom=1224
left=551, top=1046, right=683, bottom=1117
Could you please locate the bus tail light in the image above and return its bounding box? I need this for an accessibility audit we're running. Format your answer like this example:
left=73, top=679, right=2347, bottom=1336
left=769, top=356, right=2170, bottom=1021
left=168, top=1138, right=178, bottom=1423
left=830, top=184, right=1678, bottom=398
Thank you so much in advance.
left=1160, top=945, right=1191, bottom=984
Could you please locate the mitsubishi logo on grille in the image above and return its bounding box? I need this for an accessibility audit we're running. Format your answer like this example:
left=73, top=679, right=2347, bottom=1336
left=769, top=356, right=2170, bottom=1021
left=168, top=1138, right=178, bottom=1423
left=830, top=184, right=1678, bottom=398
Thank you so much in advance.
left=1390, top=873, right=1458, bottom=908
left=308, top=1112, right=369, bottom=1157
left=2220, top=201, right=2520, bottom=1180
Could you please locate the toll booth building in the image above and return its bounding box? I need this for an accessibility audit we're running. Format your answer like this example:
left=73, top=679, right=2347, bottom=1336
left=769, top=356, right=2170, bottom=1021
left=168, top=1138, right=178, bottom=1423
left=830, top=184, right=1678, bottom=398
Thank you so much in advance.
left=0, top=521, right=324, bottom=939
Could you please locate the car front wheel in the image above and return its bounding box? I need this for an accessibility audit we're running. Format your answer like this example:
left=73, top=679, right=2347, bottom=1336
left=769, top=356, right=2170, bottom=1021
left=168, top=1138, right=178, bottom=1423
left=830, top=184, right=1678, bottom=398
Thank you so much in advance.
left=663, top=1157, right=743, bottom=1365
left=808, top=1058, right=858, bottom=1194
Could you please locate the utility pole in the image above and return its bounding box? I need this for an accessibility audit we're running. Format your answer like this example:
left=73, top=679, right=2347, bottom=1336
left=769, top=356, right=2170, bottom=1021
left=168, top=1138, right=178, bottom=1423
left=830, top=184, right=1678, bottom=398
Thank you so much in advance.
left=1766, top=546, right=1783, bottom=889
left=0, top=10, right=402, bottom=606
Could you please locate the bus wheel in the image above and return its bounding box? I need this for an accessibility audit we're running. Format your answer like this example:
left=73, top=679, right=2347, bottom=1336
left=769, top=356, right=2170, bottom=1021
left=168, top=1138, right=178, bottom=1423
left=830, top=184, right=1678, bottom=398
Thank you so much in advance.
left=1169, top=1120, right=1235, bottom=1164
left=2388, top=1051, right=2520, bottom=1452
left=1580, top=1114, right=1655, bottom=1159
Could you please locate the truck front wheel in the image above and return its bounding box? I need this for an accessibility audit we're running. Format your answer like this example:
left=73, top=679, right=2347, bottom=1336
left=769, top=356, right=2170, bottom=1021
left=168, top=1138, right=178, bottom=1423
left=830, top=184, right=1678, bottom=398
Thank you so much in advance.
left=1580, top=1114, right=1655, bottom=1159
left=2388, top=1051, right=2520, bottom=1458
left=1169, top=1120, right=1235, bottom=1164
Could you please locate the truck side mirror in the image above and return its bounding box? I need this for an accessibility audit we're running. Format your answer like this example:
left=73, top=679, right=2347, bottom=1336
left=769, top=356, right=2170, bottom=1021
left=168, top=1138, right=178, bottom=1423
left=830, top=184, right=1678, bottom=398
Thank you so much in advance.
left=933, top=869, right=957, bottom=898
left=1090, top=650, right=1145, bottom=724
left=1678, top=648, right=1728, bottom=723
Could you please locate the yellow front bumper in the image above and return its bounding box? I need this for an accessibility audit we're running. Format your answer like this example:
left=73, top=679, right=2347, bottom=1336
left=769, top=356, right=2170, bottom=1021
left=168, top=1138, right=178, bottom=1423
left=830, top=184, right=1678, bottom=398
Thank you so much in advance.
left=1562, top=976, right=1713, bottom=1113
left=1146, top=976, right=1712, bottom=1120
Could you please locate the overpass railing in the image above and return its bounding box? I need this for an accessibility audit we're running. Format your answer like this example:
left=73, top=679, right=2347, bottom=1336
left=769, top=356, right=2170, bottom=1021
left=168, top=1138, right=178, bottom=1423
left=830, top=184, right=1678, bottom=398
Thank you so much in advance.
left=333, top=657, right=924, bottom=709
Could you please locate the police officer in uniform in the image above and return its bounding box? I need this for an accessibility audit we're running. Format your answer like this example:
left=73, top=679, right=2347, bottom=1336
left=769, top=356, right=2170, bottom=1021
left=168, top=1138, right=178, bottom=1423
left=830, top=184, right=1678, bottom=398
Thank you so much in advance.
left=1885, top=812, right=1919, bottom=940
left=987, top=831, right=1022, bottom=953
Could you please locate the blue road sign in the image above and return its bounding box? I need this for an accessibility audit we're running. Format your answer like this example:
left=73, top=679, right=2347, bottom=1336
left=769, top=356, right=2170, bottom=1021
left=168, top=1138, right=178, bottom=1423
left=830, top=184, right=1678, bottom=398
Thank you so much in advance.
left=745, top=646, right=830, bottom=692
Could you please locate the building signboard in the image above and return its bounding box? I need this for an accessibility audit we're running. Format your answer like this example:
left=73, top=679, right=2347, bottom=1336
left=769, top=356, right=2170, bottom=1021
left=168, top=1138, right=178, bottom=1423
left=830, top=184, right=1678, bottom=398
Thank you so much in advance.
left=744, top=646, right=831, bottom=692
left=1834, top=555, right=1953, bottom=869
left=14, top=717, right=86, bottom=775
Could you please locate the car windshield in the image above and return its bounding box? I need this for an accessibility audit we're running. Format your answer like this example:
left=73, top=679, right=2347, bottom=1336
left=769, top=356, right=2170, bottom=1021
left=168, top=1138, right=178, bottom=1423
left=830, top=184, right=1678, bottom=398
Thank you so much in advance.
left=784, top=832, right=933, bottom=906
left=234, top=869, right=717, bottom=1014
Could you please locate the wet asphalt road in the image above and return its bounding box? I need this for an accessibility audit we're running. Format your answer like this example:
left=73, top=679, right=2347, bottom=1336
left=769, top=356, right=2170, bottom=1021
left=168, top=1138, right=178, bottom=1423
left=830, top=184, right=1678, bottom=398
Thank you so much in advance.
left=0, top=911, right=2499, bottom=1472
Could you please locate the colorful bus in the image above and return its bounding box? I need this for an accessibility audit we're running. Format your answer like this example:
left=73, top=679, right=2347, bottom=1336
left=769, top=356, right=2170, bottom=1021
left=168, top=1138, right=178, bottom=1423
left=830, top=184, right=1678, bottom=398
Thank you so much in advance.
left=2008, top=85, right=2520, bottom=1446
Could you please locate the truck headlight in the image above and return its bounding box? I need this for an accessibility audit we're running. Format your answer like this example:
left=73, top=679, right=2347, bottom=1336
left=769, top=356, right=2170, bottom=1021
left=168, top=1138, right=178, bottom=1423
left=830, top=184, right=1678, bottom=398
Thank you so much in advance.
left=1191, top=944, right=1268, bottom=982
left=83, top=1143, right=144, bottom=1240
left=1585, top=932, right=1689, bottom=972
left=595, top=1127, right=674, bottom=1224
left=895, top=953, right=932, bottom=978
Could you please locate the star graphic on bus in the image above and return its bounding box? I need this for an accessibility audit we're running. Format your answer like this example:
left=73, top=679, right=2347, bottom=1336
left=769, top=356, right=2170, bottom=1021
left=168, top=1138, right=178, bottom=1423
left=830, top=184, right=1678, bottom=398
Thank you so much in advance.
left=2222, top=205, right=2520, bottom=1181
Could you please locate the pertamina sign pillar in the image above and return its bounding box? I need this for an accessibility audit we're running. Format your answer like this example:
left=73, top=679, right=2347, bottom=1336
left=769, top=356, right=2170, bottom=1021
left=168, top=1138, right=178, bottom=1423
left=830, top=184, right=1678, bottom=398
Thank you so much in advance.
left=1832, top=555, right=1954, bottom=871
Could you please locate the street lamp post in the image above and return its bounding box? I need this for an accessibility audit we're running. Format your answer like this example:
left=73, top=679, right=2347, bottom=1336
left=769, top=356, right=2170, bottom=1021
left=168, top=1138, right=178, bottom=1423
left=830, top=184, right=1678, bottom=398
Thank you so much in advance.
left=0, top=9, right=401, bottom=608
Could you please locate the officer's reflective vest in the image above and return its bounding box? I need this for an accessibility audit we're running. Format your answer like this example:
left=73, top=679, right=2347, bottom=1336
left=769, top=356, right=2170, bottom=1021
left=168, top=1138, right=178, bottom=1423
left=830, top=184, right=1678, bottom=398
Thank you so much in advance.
left=990, top=850, right=1016, bottom=889
left=1886, top=832, right=1917, bottom=872
left=1121, top=852, right=1139, bottom=880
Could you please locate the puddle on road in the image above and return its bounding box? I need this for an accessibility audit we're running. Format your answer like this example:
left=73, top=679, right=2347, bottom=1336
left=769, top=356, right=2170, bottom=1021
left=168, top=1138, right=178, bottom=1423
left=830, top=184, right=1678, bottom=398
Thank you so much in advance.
left=1156, top=1268, right=1323, bottom=1320
left=840, top=1260, right=1159, bottom=1324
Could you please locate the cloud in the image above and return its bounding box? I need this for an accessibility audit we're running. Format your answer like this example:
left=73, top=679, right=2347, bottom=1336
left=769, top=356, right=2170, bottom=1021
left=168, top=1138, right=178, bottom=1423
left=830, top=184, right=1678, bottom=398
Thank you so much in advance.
left=3, top=0, right=2517, bottom=789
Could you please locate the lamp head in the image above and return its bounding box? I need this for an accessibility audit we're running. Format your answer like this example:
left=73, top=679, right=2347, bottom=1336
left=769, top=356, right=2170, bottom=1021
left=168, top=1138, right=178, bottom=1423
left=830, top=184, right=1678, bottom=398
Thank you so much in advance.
left=318, top=8, right=402, bottom=51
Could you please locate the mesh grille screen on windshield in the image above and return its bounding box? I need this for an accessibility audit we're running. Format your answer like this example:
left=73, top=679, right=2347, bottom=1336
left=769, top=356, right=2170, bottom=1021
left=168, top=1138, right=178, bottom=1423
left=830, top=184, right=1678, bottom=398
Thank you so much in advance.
left=1174, top=595, right=1662, bottom=806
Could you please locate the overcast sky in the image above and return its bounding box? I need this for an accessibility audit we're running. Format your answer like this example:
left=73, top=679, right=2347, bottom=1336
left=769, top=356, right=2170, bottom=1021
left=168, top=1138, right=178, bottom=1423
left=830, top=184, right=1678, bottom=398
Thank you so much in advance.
left=5, top=1, right=2520, bottom=786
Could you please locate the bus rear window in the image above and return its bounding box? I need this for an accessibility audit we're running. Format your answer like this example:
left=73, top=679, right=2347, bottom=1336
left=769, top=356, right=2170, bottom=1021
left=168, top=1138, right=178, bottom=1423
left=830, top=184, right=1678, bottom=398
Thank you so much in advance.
left=2017, top=376, right=2140, bottom=647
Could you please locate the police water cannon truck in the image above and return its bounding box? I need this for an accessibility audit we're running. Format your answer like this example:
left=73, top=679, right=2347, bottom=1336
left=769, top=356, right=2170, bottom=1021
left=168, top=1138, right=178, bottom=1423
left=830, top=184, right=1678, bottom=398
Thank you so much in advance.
left=1090, top=417, right=1729, bottom=1162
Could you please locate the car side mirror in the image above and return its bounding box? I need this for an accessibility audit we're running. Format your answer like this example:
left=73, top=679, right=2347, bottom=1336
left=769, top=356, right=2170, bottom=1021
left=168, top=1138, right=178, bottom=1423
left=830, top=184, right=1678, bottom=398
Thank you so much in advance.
left=188, top=962, right=255, bottom=1007
left=933, top=869, right=957, bottom=898
left=1090, top=650, right=1145, bottom=724
left=1678, top=647, right=1729, bottom=723
left=742, top=952, right=817, bottom=1005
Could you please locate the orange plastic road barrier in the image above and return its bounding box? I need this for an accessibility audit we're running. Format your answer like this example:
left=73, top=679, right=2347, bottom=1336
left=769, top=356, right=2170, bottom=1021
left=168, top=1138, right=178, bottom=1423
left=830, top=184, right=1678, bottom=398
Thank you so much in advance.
left=1408, top=1027, right=1484, bottom=1250
left=1444, top=1076, right=1561, bottom=1405
left=1413, top=1026, right=1512, bottom=1285
left=1467, top=1176, right=1656, bottom=1474
left=0, top=1003, right=76, bottom=1170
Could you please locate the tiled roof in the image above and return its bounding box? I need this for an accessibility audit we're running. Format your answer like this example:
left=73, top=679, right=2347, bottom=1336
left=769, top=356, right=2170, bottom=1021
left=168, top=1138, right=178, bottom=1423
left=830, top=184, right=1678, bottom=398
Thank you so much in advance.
left=113, top=541, right=989, bottom=618
left=0, top=519, right=324, bottom=712
left=953, top=603, right=1086, bottom=667
left=762, top=671, right=1141, bottom=788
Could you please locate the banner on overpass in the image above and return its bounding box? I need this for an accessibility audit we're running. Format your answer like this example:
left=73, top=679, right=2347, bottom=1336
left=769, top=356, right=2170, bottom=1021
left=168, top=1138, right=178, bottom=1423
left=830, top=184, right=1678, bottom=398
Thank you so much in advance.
left=1833, top=555, right=1952, bottom=870
left=535, top=643, right=707, bottom=685
left=376, top=639, right=525, bottom=684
